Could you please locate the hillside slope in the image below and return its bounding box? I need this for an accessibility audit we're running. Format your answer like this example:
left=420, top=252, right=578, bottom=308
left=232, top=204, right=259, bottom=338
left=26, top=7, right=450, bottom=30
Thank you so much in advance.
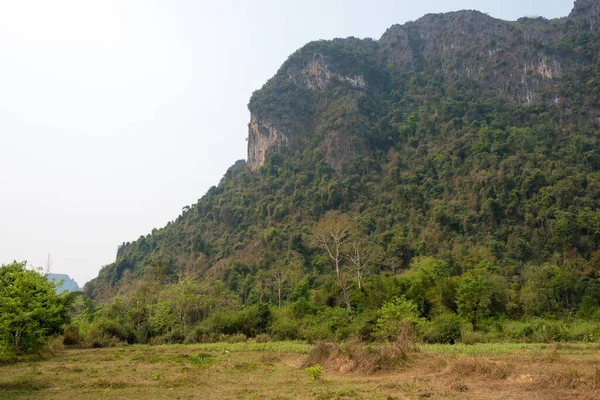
left=85, top=0, right=600, bottom=305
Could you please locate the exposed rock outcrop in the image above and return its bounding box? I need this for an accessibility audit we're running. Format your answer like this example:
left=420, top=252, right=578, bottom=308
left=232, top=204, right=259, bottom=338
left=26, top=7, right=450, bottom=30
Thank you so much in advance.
left=287, top=54, right=367, bottom=90
left=247, top=114, right=288, bottom=170
left=568, top=0, right=600, bottom=33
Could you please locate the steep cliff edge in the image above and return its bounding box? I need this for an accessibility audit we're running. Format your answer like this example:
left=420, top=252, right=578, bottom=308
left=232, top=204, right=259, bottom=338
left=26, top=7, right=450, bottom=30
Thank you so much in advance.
left=246, top=38, right=378, bottom=172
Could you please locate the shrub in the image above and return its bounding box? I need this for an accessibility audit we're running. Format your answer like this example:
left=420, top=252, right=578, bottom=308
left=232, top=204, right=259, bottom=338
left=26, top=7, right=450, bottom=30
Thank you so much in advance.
left=62, top=325, right=81, bottom=345
left=569, top=320, right=600, bottom=342
left=94, top=318, right=136, bottom=344
left=349, top=311, right=379, bottom=343
left=375, top=296, right=423, bottom=342
left=460, top=329, right=489, bottom=345
left=270, top=318, right=302, bottom=340
left=304, top=324, right=334, bottom=343
left=79, top=317, right=136, bottom=347
left=422, top=312, right=462, bottom=344
left=198, top=305, right=272, bottom=338
left=255, top=333, right=271, bottom=343
left=303, top=340, right=411, bottom=374
left=538, top=321, right=570, bottom=342
left=221, top=333, right=247, bottom=343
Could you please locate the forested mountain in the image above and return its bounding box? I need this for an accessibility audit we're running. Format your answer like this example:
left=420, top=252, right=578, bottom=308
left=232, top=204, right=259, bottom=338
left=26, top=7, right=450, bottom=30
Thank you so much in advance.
left=84, top=1, right=600, bottom=336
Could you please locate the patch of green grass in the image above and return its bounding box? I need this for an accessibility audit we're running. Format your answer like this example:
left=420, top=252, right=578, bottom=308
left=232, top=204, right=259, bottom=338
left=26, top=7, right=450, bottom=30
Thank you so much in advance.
left=188, top=353, right=214, bottom=367
left=305, top=364, right=323, bottom=381
left=0, top=378, right=51, bottom=391
left=421, top=342, right=599, bottom=356
left=233, top=361, right=258, bottom=371
left=161, top=340, right=311, bottom=354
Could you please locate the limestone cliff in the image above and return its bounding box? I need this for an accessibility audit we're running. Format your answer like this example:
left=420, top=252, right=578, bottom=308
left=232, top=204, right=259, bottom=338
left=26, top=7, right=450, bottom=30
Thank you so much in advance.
left=246, top=4, right=593, bottom=170
left=247, top=40, right=373, bottom=171
left=247, top=115, right=288, bottom=170
left=379, top=11, right=566, bottom=104
left=569, top=0, right=600, bottom=33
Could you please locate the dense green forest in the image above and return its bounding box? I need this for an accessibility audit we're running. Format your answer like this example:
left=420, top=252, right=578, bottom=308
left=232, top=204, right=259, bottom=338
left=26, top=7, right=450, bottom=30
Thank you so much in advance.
left=9, top=1, right=599, bottom=351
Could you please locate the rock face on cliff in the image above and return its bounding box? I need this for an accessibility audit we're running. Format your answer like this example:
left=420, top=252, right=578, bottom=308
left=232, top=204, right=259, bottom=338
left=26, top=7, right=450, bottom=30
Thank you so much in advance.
left=246, top=38, right=375, bottom=171
left=246, top=1, right=599, bottom=171
left=569, top=0, right=600, bottom=33
left=380, top=11, right=566, bottom=104
left=247, top=115, right=288, bottom=170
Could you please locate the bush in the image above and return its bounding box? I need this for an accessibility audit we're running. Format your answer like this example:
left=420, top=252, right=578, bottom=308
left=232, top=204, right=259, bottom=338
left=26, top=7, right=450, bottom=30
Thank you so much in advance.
left=79, top=317, right=136, bottom=347
left=303, top=340, right=412, bottom=374
left=62, top=325, right=80, bottom=345
left=304, top=324, right=334, bottom=343
left=198, top=305, right=272, bottom=338
left=254, top=333, right=271, bottom=343
left=422, top=312, right=462, bottom=344
left=270, top=318, right=302, bottom=340
left=348, top=311, right=379, bottom=343
left=94, top=318, right=136, bottom=344
left=569, top=320, right=600, bottom=342
left=222, top=333, right=247, bottom=343
left=375, top=296, right=423, bottom=342
left=538, top=321, right=570, bottom=342
left=460, top=329, right=489, bottom=345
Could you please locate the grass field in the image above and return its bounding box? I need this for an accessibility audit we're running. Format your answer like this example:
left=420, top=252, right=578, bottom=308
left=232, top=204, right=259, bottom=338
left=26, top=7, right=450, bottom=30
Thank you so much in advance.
left=1, top=341, right=599, bottom=399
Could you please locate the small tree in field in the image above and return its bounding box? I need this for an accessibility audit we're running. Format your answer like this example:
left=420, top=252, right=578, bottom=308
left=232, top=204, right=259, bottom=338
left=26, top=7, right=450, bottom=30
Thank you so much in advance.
left=0, top=262, right=70, bottom=356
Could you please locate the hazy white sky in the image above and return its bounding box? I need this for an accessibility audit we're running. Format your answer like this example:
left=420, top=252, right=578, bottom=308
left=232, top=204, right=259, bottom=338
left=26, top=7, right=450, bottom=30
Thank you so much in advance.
left=0, top=0, right=575, bottom=286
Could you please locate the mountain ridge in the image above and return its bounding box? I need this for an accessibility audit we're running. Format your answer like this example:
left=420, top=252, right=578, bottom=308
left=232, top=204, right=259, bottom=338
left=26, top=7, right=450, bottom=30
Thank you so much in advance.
left=47, top=273, right=81, bottom=293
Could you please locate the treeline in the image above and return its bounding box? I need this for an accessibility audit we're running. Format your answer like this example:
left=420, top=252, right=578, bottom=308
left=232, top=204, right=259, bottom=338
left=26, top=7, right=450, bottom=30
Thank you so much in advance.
left=70, top=214, right=600, bottom=348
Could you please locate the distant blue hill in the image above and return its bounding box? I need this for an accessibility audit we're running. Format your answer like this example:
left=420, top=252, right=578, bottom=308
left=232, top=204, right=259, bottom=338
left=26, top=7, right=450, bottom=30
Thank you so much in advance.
left=47, top=273, right=81, bottom=293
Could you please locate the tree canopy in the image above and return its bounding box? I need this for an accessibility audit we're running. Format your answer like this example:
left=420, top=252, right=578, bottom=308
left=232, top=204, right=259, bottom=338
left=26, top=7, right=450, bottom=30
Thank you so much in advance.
left=0, top=262, right=70, bottom=357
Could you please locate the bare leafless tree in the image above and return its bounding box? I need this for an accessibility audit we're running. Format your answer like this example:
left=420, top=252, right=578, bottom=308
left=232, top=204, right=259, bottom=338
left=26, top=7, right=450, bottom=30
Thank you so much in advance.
left=311, top=213, right=355, bottom=310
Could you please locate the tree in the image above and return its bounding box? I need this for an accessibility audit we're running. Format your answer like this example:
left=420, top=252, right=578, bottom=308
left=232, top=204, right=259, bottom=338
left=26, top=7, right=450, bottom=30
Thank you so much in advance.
left=0, top=262, right=70, bottom=356
left=268, top=252, right=303, bottom=308
left=347, top=238, right=378, bottom=290
left=311, top=213, right=355, bottom=310
left=455, top=274, right=504, bottom=330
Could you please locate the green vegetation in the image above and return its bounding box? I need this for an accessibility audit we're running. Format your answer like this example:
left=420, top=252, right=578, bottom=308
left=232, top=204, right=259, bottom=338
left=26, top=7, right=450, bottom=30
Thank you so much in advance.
left=304, top=364, right=323, bottom=381
left=0, top=262, right=71, bottom=361
left=3, top=4, right=600, bottom=399
left=82, top=9, right=600, bottom=353
left=60, top=7, right=600, bottom=349
left=8, top=0, right=600, bottom=376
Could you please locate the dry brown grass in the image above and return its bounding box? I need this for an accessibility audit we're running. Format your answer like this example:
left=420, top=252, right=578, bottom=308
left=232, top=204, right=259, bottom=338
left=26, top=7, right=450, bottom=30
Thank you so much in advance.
left=303, top=340, right=414, bottom=374
left=0, top=342, right=599, bottom=399
left=444, top=357, right=510, bottom=380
